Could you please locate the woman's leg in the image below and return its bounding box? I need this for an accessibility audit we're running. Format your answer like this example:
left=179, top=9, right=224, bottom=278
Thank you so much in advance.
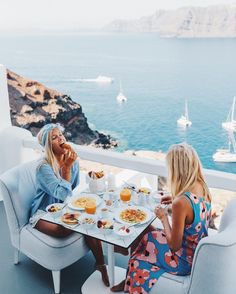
left=111, top=225, right=156, bottom=292
left=35, top=219, right=72, bottom=238
left=84, top=236, right=110, bottom=287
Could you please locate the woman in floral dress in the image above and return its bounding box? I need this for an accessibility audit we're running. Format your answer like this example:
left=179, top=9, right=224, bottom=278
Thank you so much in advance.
left=111, top=143, right=211, bottom=293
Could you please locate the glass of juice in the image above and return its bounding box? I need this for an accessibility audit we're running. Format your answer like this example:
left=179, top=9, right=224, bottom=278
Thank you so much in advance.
left=120, top=188, right=131, bottom=205
left=85, top=201, right=96, bottom=214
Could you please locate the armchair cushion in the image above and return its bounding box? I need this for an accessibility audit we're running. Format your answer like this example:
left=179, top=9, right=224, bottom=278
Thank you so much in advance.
left=150, top=272, right=190, bottom=294
left=0, top=160, right=39, bottom=229
left=20, top=225, right=88, bottom=271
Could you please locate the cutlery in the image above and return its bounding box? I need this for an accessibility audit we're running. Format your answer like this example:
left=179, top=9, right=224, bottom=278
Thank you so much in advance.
left=123, top=181, right=137, bottom=191
left=61, top=202, right=68, bottom=210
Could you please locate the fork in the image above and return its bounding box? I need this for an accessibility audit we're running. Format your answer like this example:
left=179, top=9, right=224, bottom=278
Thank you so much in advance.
left=123, top=181, right=137, bottom=191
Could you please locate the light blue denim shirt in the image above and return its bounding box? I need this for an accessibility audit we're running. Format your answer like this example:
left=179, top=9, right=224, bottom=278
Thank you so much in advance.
left=30, top=160, right=79, bottom=216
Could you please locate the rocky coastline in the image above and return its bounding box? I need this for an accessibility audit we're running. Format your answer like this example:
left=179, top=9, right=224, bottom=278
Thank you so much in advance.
left=7, top=69, right=118, bottom=149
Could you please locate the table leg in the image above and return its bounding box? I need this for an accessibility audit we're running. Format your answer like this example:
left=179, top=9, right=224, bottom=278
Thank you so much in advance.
left=107, top=244, right=115, bottom=287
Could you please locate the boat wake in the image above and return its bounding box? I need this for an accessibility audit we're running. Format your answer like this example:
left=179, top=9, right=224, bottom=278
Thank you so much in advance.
left=67, top=75, right=114, bottom=84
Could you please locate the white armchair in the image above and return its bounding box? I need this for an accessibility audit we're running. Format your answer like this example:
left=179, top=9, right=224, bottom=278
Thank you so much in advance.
left=150, top=199, right=236, bottom=294
left=0, top=160, right=89, bottom=293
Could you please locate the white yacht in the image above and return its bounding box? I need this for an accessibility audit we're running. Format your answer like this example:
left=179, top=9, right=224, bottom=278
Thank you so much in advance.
left=177, top=99, right=192, bottom=127
left=213, top=132, right=236, bottom=162
left=116, top=81, right=127, bottom=103
left=222, top=96, right=236, bottom=132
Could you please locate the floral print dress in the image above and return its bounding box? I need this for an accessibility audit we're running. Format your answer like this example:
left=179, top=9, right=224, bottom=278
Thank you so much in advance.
left=124, top=192, right=211, bottom=294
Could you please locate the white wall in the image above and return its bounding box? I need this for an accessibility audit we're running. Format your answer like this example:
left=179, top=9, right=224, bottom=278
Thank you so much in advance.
left=0, top=65, right=11, bottom=132
left=0, top=64, right=11, bottom=200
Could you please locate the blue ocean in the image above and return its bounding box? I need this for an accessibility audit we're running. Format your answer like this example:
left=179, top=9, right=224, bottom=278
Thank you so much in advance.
left=1, top=33, right=236, bottom=173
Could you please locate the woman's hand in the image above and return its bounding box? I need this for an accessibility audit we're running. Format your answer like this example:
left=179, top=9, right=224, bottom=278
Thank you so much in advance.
left=154, top=205, right=167, bottom=222
left=161, top=195, right=172, bottom=205
left=62, top=146, right=78, bottom=168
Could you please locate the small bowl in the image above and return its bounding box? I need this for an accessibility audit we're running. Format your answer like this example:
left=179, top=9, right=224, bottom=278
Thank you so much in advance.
left=80, top=214, right=97, bottom=229
left=137, top=187, right=151, bottom=195
left=46, top=203, right=64, bottom=218
left=97, top=219, right=114, bottom=235
left=114, top=225, right=134, bottom=238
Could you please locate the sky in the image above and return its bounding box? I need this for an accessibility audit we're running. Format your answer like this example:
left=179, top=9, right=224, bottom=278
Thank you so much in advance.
left=0, top=0, right=236, bottom=31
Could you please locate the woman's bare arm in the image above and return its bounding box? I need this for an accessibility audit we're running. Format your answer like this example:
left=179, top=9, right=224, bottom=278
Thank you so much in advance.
left=155, top=198, right=188, bottom=252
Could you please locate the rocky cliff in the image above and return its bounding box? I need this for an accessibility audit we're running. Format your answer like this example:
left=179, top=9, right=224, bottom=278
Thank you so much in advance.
left=7, top=70, right=117, bottom=148
left=104, top=5, right=236, bottom=38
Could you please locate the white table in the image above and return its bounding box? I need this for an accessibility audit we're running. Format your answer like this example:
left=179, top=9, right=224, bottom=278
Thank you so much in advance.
left=41, top=194, right=160, bottom=292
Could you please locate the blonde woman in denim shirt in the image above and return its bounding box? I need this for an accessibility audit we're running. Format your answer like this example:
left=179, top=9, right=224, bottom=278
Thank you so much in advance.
left=30, top=123, right=109, bottom=286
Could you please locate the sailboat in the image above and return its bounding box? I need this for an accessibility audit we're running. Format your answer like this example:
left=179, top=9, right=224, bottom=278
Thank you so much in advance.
left=213, top=131, right=236, bottom=162
left=116, top=81, right=127, bottom=103
left=222, top=96, right=236, bottom=132
left=177, top=99, right=192, bottom=127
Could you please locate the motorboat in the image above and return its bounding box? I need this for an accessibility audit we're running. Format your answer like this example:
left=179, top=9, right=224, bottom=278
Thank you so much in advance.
left=177, top=99, right=192, bottom=127
left=222, top=96, right=236, bottom=132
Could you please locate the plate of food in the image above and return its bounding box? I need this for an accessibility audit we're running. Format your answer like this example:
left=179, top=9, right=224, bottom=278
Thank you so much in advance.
left=46, top=203, right=65, bottom=218
left=60, top=212, right=80, bottom=226
left=114, top=225, right=135, bottom=238
left=68, top=194, right=102, bottom=210
left=114, top=206, right=153, bottom=225
left=80, top=214, right=97, bottom=229
left=97, top=219, right=114, bottom=235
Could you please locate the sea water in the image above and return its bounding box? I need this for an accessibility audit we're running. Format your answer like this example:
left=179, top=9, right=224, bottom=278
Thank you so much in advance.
left=1, top=32, right=236, bottom=173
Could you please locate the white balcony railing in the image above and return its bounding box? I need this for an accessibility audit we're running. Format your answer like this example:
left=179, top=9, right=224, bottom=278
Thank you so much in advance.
left=23, top=137, right=236, bottom=193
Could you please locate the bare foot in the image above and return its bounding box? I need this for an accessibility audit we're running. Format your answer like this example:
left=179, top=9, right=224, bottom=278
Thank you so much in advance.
left=111, top=280, right=125, bottom=292
left=95, top=264, right=110, bottom=287
left=114, top=245, right=129, bottom=256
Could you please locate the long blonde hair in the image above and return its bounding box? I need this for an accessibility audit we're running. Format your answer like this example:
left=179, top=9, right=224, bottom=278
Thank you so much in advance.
left=37, top=127, right=60, bottom=177
left=166, top=143, right=211, bottom=202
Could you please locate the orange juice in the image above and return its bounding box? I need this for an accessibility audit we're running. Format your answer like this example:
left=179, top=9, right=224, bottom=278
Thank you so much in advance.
left=120, top=189, right=131, bottom=202
left=85, top=201, right=96, bottom=214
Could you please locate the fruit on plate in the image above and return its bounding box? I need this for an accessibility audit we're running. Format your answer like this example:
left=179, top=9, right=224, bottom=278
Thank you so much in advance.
left=97, top=219, right=113, bottom=229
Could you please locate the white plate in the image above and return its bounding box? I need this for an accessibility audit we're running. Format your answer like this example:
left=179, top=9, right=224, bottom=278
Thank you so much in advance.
left=114, top=224, right=135, bottom=238
left=68, top=194, right=102, bottom=210
left=114, top=206, right=153, bottom=225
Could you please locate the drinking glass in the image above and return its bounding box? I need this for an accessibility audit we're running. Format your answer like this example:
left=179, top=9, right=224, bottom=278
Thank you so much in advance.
left=85, top=201, right=97, bottom=214
left=120, top=188, right=131, bottom=205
